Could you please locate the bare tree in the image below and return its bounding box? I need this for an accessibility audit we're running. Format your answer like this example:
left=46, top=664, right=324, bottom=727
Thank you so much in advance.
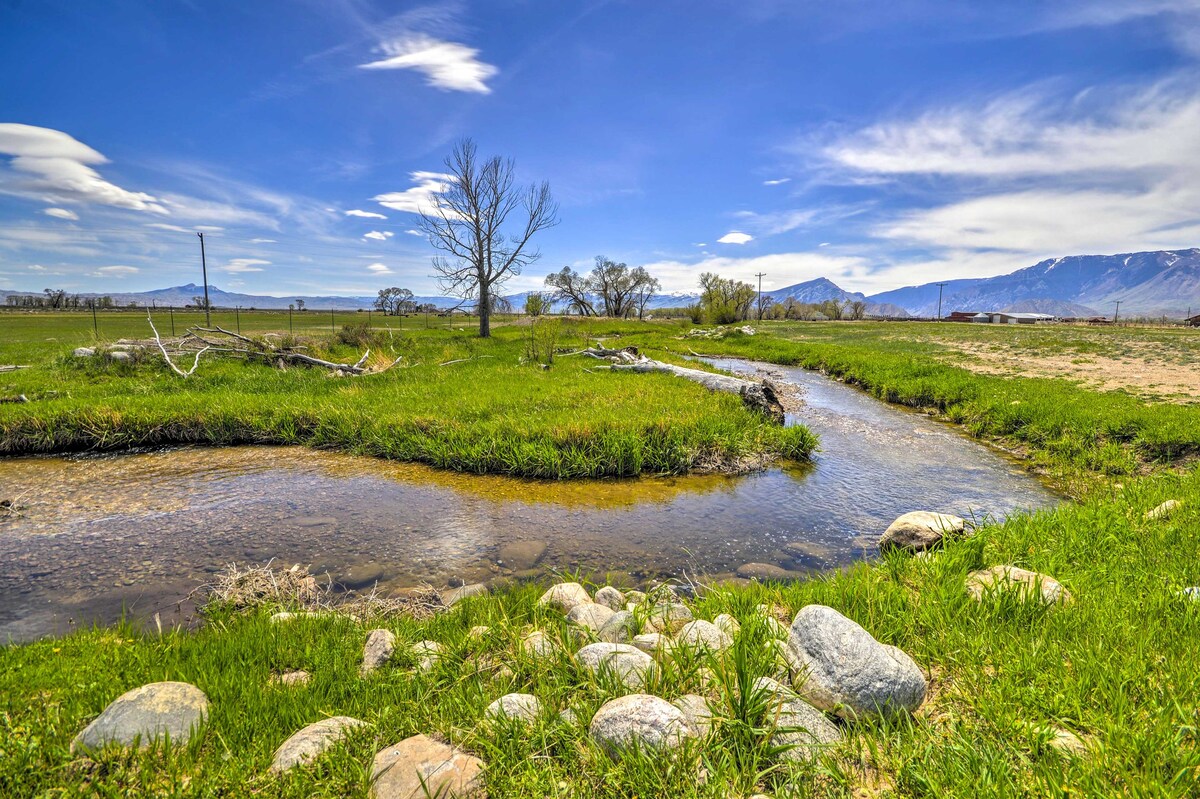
left=421, top=139, right=559, bottom=338
left=544, top=266, right=597, bottom=316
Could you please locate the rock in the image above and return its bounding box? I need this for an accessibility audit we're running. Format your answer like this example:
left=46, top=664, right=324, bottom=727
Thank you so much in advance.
left=270, top=716, right=366, bottom=772
left=538, top=582, right=592, bottom=614
left=73, top=347, right=95, bottom=357
left=597, top=610, right=639, bottom=644
left=520, top=630, right=556, bottom=659
left=735, top=563, right=799, bottom=581
left=643, top=603, right=693, bottom=634
left=594, top=586, right=626, bottom=611
left=632, top=633, right=670, bottom=656
left=269, top=610, right=321, bottom=623
left=107, top=350, right=132, bottom=362
left=1145, top=500, right=1181, bottom=521
left=467, top=625, right=491, bottom=639
left=675, top=620, right=733, bottom=653
left=753, top=677, right=841, bottom=761
left=361, top=629, right=397, bottom=675
left=412, top=640, right=445, bottom=672
left=1044, top=726, right=1088, bottom=757
left=879, top=511, right=966, bottom=552
left=713, top=613, right=741, bottom=638
left=1183, top=587, right=1200, bottom=600
left=71, top=681, right=209, bottom=752
left=369, top=734, right=485, bottom=799
left=442, top=583, right=489, bottom=606
left=576, top=643, right=655, bottom=691
left=624, top=590, right=647, bottom=608
left=589, top=694, right=696, bottom=758
left=484, top=693, right=542, bottom=723
left=558, top=707, right=581, bottom=726
left=271, top=670, right=311, bottom=687
left=672, top=694, right=713, bottom=737
left=567, top=602, right=616, bottom=632
left=966, top=565, right=1072, bottom=606
left=496, top=540, right=547, bottom=570
left=785, top=605, right=926, bottom=719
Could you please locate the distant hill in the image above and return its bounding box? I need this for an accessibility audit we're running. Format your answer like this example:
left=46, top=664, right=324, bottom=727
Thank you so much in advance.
left=0, top=283, right=455, bottom=311
left=868, top=249, right=1200, bottom=317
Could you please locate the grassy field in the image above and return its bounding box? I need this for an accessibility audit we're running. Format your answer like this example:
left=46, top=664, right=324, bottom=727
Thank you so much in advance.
left=2, top=315, right=1199, bottom=796
left=0, top=311, right=814, bottom=477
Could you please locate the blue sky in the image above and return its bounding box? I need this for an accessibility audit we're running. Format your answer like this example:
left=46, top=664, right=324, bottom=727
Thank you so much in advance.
left=2, top=0, right=1199, bottom=298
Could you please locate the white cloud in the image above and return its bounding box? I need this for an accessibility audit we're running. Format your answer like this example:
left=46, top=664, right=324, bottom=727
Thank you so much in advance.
left=0, top=124, right=168, bottom=214
left=145, top=222, right=192, bottom=233
left=366, top=262, right=392, bottom=274
left=28, top=264, right=46, bottom=271
left=43, top=207, right=79, bottom=220
left=249, top=238, right=276, bottom=243
left=763, top=178, right=791, bottom=186
left=363, top=230, right=394, bottom=241
left=221, top=258, right=269, bottom=273
left=373, top=171, right=454, bottom=214
left=90, top=265, right=139, bottom=278
left=359, top=35, right=498, bottom=94
left=717, top=231, right=754, bottom=245
left=404, top=229, right=423, bottom=236
left=345, top=209, right=388, bottom=219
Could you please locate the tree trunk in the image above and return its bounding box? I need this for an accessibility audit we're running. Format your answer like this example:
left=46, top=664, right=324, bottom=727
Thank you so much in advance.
left=478, top=282, right=492, bottom=338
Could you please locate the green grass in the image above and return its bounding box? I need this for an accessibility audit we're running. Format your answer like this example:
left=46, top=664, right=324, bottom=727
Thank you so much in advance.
left=0, top=313, right=814, bottom=477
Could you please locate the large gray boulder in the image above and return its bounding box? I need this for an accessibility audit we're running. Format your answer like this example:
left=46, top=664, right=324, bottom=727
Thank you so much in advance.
left=632, top=633, right=670, bottom=656
left=672, top=694, right=713, bottom=737
left=484, top=693, right=542, bottom=723
left=576, top=643, right=655, bottom=691
left=520, top=630, right=557, bottom=659
left=361, top=629, right=397, bottom=675
left=370, top=734, right=485, bottom=799
left=753, top=677, right=840, bottom=761
left=597, top=610, right=639, bottom=644
left=589, top=694, right=696, bottom=758
left=567, top=602, right=616, bottom=632
left=735, top=563, right=800, bottom=581
left=966, top=565, right=1072, bottom=605
left=538, top=582, right=592, bottom=613
left=642, top=602, right=693, bottom=634
left=442, top=583, right=488, bottom=606
left=270, top=716, right=366, bottom=772
left=594, top=586, right=626, bottom=610
left=785, top=605, right=926, bottom=719
left=713, top=613, right=741, bottom=638
left=675, top=620, right=733, bottom=653
left=879, top=511, right=966, bottom=552
left=71, top=681, right=209, bottom=752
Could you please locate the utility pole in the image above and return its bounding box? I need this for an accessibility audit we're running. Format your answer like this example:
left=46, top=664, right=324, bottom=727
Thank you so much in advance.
left=935, top=282, right=949, bottom=321
left=1112, top=300, right=1121, bottom=324
left=755, top=272, right=767, bottom=321
left=197, top=232, right=211, bottom=327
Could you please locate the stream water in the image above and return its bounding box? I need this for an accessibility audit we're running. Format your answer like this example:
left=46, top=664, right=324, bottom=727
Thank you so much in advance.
left=0, top=360, right=1059, bottom=642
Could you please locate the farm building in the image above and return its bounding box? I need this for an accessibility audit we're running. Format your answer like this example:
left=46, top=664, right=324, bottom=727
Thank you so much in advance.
left=983, top=312, right=1055, bottom=324
left=1188, top=314, right=1200, bottom=327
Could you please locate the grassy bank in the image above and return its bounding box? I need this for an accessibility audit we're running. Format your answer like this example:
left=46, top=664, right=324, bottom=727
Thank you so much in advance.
left=0, top=317, right=814, bottom=477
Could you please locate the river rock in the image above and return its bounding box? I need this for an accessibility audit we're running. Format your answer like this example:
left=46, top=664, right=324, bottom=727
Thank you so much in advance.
left=269, top=610, right=321, bottom=623
left=484, top=693, right=542, bottom=723
left=107, top=350, right=132, bottom=362
left=675, top=620, right=733, bottom=652
left=576, top=643, right=654, bottom=691
left=597, top=610, right=639, bottom=644
left=754, top=677, right=840, bottom=761
left=270, top=716, right=366, bottom=772
left=785, top=605, right=926, bottom=719
left=467, top=625, right=491, bottom=639
left=1144, top=500, right=1181, bottom=521
left=370, top=734, right=485, bottom=799
left=442, top=583, right=489, bottom=606
left=672, top=694, right=713, bottom=737
left=73, top=347, right=95, bottom=357
left=643, top=602, right=693, bottom=634
left=520, top=630, right=556, bottom=659
left=567, top=602, right=616, bottom=632
left=878, top=511, right=966, bottom=552
left=713, top=613, right=741, bottom=638
left=632, top=633, right=670, bottom=656
left=589, top=694, right=696, bottom=758
left=539, top=582, right=592, bottom=613
left=966, top=565, right=1072, bottom=605
left=71, top=681, right=209, bottom=752
left=496, top=540, right=547, bottom=570
left=413, top=640, right=445, bottom=672
left=595, top=586, right=626, bottom=610
left=271, top=670, right=311, bottom=687
left=559, top=707, right=581, bottom=726
left=361, top=629, right=397, bottom=675
left=735, top=563, right=799, bottom=582
left=624, top=590, right=647, bottom=608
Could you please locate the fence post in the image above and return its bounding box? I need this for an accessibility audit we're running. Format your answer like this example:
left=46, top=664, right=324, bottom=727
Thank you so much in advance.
left=169, top=306, right=175, bottom=336
left=331, top=307, right=335, bottom=333
left=90, top=300, right=98, bottom=337
left=235, top=305, right=241, bottom=334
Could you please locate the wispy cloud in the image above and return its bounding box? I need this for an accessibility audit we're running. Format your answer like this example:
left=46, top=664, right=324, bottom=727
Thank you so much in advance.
left=89, top=265, right=139, bottom=278
left=373, top=171, right=454, bottom=214
left=366, top=262, right=392, bottom=274
left=359, top=34, right=498, bottom=94
left=363, top=230, right=394, bottom=241
left=43, top=207, right=79, bottom=220
left=762, top=177, right=791, bottom=186
left=221, top=258, right=270, bottom=273
left=0, top=124, right=168, bottom=214
left=345, top=209, right=388, bottom=219
left=717, top=231, right=754, bottom=245
left=249, top=237, right=276, bottom=243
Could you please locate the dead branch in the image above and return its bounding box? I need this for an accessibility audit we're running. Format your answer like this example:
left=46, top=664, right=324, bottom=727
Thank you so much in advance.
left=148, top=313, right=206, bottom=377
left=439, top=355, right=496, bottom=366
left=189, top=326, right=268, bottom=349
left=0, top=365, right=31, bottom=373
left=0, top=394, right=29, bottom=403
left=609, top=357, right=785, bottom=423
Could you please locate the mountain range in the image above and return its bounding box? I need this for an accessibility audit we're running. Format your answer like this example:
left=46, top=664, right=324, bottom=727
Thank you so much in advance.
left=3, top=249, right=1198, bottom=318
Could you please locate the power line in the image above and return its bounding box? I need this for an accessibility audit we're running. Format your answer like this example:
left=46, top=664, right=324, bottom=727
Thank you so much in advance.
left=197, top=232, right=211, bottom=327
left=755, top=272, right=767, bottom=321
